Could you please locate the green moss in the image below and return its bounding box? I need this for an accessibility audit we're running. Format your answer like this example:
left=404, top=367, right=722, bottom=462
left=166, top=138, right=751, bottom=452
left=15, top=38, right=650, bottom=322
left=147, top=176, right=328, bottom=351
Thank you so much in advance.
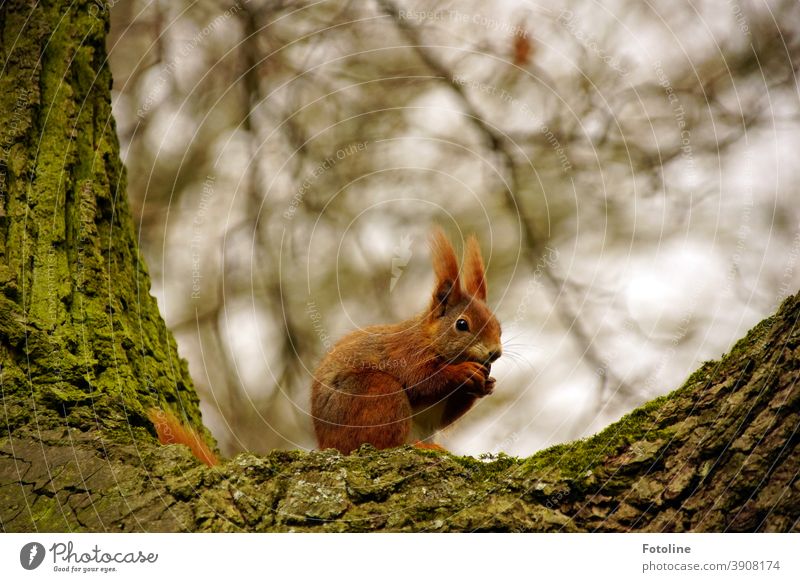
left=516, top=294, right=793, bottom=485
left=682, top=360, right=717, bottom=389
left=0, top=0, right=214, bottom=450
left=522, top=396, right=673, bottom=482
left=723, top=312, right=776, bottom=360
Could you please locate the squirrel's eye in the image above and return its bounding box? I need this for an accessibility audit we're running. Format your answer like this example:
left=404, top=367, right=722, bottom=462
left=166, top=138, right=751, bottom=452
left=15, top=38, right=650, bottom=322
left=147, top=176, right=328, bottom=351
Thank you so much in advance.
left=455, top=318, right=469, bottom=332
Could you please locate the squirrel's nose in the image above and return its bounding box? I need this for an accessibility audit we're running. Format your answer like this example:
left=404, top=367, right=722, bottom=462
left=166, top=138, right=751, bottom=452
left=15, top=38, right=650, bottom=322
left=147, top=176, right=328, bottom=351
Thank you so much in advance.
left=486, top=349, right=502, bottom=363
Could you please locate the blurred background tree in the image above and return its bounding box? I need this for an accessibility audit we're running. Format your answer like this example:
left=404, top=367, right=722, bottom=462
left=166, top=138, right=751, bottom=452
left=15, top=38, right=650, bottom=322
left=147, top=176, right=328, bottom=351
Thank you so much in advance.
left=106, top=0, right=800, bottom=456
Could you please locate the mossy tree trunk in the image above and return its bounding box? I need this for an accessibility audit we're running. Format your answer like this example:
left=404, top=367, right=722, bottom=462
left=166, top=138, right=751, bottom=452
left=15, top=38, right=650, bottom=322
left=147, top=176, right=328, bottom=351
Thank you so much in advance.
left=1, top=2, right=798, bottom=532
left=0, top=0, right=210, bottom=487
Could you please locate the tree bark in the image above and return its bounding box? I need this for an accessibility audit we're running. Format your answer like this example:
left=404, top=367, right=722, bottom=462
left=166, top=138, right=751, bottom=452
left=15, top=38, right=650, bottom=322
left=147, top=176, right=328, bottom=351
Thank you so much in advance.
left=1, top=2, right=798, bottom=532
left=0, top=1, right=210, bottom=445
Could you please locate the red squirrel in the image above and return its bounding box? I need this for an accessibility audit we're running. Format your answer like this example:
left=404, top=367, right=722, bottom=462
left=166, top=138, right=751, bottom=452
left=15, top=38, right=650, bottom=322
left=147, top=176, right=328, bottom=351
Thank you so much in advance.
left=311, top=228, right=502, bottom=454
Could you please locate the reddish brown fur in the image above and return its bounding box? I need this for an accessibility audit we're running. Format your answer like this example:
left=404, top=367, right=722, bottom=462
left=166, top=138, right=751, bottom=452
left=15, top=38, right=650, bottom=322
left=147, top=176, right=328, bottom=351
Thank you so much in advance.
left=148, top=408, right=219, bottom=467
left=430, top=228, right=462, bottom=297
left=413, top=442, right=446, bottom=452
left=463, top=235, right=487, bottom=301
left=311, top=229, right=502, bottom=454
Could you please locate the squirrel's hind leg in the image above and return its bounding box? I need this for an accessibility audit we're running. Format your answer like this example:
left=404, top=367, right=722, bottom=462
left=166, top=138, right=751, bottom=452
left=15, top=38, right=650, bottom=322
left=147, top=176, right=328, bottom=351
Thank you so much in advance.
left=312, top=371, right=411, bottom=454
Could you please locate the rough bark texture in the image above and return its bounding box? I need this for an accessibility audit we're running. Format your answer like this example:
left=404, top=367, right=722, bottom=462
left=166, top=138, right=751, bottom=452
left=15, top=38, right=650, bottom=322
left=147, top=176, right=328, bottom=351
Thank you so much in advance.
left=0, top=1, right=210, bottom=446
left=2, top=290, right=799, bottom=532
left=1, top=2, right=798, bottom=533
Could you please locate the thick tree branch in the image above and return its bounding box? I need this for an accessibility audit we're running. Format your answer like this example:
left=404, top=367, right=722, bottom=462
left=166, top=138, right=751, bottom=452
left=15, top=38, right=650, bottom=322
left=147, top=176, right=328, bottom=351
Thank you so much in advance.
left=3, top=291, right=798, bottom=532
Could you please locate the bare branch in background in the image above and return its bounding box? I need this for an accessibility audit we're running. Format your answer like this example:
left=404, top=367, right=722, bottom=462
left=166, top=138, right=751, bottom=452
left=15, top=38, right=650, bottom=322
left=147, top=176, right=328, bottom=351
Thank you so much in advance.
left=108, top=0, right=800, bottom=455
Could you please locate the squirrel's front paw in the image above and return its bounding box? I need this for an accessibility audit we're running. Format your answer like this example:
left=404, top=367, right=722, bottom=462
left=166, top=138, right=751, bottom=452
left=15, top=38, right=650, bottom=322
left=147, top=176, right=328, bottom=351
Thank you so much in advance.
left=480, top=376, right=496, bottom=397
left=452, top=361, right=492, bottom=397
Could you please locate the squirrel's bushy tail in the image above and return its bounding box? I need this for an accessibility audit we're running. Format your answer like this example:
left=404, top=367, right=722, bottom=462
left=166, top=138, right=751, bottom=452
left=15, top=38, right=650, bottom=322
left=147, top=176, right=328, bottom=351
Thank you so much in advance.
left=147, top=408, right=218, bottom=467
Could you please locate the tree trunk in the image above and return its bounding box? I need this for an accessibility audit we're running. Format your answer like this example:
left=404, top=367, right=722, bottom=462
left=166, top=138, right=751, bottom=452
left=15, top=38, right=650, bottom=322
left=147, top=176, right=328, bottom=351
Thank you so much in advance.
left=0, top=0, right=213, bottom=528
left=0, top=1, right=211, bottom=442
left=1, top=2, right=798, bottom=532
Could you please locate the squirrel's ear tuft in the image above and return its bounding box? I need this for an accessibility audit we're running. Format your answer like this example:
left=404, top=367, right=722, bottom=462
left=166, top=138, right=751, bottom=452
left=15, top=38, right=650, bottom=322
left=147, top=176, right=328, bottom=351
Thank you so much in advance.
left=463, top=235, right=487, bottom=301
left=429, top=227, right=462, bottom=316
